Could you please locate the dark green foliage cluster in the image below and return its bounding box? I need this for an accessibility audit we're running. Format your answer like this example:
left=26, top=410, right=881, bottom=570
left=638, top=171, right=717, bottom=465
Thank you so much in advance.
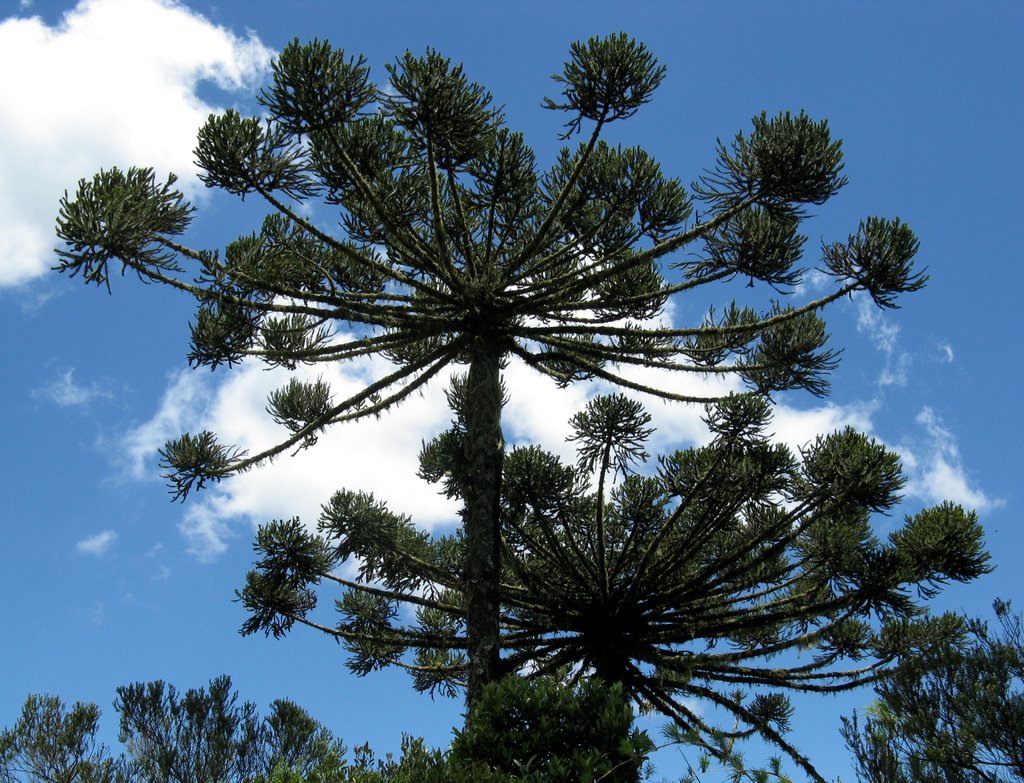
left=842, top=599, right=1024, bottom=783
left=55, top=168, right=192, bottom=291
left=113, top=675, right=347, bottom=783
left=544, top=33, right=666, bottom=136
left=449, top=676, right=653, bottom=783
left=239, top=392, right=989, bottom=782
left=0, top=676, right=347, bottom=783
left=0, top=695, right=118, bottom=783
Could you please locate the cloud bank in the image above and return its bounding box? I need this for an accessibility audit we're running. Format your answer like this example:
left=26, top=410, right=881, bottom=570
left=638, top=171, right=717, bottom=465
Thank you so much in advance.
left=121, top=343, right=737, bottom=561
left=122, top=356, right=464, bottom=562
left=0, top=0, right=274, bottom=287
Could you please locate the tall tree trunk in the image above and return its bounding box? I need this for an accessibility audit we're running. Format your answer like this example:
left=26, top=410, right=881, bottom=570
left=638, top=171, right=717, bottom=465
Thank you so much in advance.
left=463, top=341, right=504, bottom=708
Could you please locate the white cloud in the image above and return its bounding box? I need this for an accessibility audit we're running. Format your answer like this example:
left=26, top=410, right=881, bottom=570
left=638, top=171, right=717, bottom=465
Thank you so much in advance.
left=770, top=399, right=877, bottom=454
left=878, top=354, right=911, bottom=388
left=938, top=342, right=954, bottom=363
left=503, top=299, right=741, bottom=466
left=115, top=303, right=991, bottom=562
left=0, top=0, right=274, bottom=287
left=900, top=407, right=1002, bottom=512
left=503, top=357, right=594, bottom=461
left=122, top=336, right=898, bottom=562
left=123, top=344, right=719, bottom=561
left=121, top=350, right=465, bottom=562
left=121, top=367, right=213, bottom=479
left=76, top=528, right=118, bottom=555
left=179, top=500, right=232, bottom=563
left=500, top=358, right=719, bottom=466
left=33, top=367, right=111, bottom=406
left=855, top=294, right=910, bottom=387
left=794, top=267, right=830, bottom=298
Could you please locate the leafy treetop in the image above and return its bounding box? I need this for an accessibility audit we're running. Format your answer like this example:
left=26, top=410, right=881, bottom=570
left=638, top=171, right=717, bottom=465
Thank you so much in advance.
left=55, top=34, right=923, bottom=500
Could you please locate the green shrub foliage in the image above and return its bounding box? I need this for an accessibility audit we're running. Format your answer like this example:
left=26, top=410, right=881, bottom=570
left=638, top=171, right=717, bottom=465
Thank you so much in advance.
left=449, top=676, right=653, bottom=782
left=0, top=695, right=119, bottom=783
left=1, top=676, right=653, bottom=783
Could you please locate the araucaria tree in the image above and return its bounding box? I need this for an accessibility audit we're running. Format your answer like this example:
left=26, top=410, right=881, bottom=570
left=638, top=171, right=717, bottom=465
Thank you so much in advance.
left=57, top=32, right=946, bottom=767
left=241, top=392, right=988, bottom=781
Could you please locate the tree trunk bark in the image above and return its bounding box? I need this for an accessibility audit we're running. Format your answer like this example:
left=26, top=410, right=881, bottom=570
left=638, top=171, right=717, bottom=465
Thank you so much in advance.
left=463, top=341, right=504, bottom=709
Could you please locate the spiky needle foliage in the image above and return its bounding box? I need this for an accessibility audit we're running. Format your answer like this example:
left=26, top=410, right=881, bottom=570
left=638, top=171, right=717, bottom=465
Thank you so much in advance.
left=239, top=392, right=989, bottom=782
left=56, top=34, right=927, bottom=706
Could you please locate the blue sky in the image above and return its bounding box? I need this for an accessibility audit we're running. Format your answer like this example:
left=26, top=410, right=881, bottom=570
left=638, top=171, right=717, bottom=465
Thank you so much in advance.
left=1, top=0, right=1021, bottom=779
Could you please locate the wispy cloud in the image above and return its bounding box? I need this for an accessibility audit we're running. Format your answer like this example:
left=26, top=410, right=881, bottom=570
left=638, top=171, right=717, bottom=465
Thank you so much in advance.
left=179, top=501, right=233, bottom=564
left=0, top=0, right=274, bottom=287
left=15, top=282, right=59, bottom=313
left=121, top=368, right=213, bottom=479
left=938, top=342, right=954, bottom=363
left=33, top=368, right=110, bottom=407
left=856, top=294, right=911, bottom=387
left=900, top=407, right=1002, bottom=512
left=76, top=529, right=118, bottom=556
left=794, top=267, right=831, bottom=299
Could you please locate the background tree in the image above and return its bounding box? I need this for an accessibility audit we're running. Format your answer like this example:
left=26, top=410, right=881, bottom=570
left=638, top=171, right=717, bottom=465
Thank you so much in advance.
left=239, top=391, right=990, bottom=782
left=261, top=699, right=347, bottom=782
left=0, top=677, right=655, bottom=783
left=114, top=675, right=346, bottom=783
left=841, top=599, right=1024, bottom=783
left=0, top=675, right=375, bottom=783
left=0, top=695, right=120, bottom=783
left=55, top=33, right=926, bottom=707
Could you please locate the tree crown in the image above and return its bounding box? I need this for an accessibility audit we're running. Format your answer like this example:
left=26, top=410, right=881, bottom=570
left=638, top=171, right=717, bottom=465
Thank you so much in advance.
left=54, top=34, right=925, bottom=501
